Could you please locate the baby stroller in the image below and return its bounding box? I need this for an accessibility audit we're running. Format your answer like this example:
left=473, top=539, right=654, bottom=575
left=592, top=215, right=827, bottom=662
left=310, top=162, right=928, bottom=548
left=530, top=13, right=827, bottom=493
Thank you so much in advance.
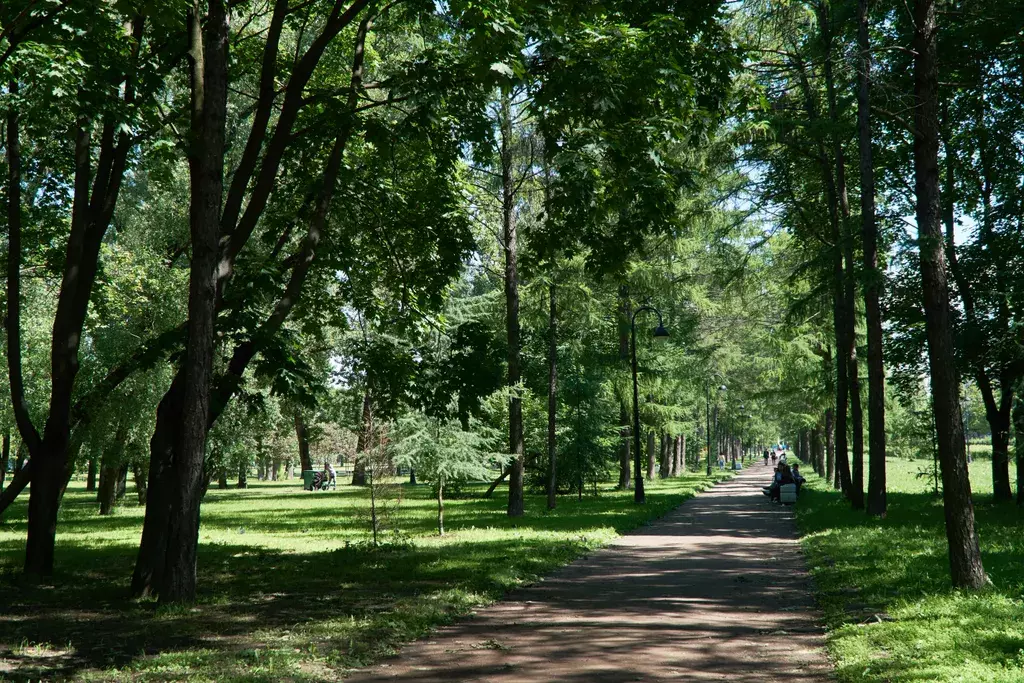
left=311, top=471, right=330, bottom=491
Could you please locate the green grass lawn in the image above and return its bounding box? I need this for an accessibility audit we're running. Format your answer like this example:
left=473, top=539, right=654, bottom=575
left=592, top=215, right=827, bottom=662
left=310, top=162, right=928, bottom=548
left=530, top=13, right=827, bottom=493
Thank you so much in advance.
left=796, top=458, right=1024, bottom=682
left=0, top=469, right=731, bottom=682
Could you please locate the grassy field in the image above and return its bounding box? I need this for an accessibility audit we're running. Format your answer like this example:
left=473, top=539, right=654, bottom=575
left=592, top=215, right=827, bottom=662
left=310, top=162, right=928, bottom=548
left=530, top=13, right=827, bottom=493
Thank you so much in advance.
left=0, top=469, right=731, bottom=682
left=796, top=458, right=1024, bottom=682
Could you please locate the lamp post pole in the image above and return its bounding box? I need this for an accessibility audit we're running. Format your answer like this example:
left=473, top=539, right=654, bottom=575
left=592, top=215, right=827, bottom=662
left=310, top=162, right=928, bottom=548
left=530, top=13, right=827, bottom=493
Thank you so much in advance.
left=629, top=306, right=668, bottom=504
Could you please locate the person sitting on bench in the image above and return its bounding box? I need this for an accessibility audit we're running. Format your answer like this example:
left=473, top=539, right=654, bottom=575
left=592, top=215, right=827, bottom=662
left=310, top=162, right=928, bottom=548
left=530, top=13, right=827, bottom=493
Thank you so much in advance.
left=791, top=463, right=805, bottom=492
left=763, top=464, right=794, bottom=502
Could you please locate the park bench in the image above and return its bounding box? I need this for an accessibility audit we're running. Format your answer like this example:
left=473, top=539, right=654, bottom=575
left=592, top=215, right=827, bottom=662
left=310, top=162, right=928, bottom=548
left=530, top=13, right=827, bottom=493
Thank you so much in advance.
left=779, top=483, right=797, bottom=505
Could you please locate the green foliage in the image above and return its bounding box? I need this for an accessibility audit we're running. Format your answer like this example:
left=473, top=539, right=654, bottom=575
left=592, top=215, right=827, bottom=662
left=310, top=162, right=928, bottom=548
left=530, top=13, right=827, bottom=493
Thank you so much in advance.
left=796, top=458, right=1023, bottom=682
left=0, top=472, right=731, bottom=680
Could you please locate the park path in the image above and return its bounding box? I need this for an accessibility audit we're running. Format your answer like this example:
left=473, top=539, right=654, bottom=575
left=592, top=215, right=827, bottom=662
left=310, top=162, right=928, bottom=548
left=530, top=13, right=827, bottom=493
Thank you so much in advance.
left=345, top=465, right=833, bottom=682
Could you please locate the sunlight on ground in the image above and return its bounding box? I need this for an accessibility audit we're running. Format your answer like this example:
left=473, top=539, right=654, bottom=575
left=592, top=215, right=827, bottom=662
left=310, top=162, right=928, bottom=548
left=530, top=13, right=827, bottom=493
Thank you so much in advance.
left=0, top=471, right=731, bottom=682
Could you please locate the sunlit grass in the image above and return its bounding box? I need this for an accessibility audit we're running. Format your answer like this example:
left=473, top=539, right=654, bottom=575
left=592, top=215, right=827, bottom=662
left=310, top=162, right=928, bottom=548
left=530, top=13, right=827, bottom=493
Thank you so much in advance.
left=796, top=457, right=1024, bottom=682
left=0, top=468, right=732, bottom=681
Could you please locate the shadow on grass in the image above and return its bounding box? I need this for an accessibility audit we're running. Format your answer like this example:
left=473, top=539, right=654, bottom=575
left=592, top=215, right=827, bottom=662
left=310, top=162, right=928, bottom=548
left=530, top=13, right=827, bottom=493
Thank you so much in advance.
left=0, top=472, right=732, bottom=681
left=794, top=469, right=1024, bottom=683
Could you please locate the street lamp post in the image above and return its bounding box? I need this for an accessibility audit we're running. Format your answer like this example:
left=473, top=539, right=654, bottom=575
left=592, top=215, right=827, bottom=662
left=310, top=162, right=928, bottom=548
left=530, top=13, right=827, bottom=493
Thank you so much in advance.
left=630, top=306, right=669, bottom=504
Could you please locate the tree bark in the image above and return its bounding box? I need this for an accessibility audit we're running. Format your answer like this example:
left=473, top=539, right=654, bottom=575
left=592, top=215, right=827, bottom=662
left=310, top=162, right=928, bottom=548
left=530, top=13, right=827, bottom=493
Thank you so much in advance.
left=795, top=51, right=852, bottom=500
left=671, top=435, right=681, bottom=477
left=618, top=405, right=631, bottom=489
left=161, top=0, right=229, bottom=603
left=647, top=431, right=657, bottom=481
left=217, top=470, right=228, bottom=489
left=294, top=410, right=313, bottom=474
left=810, top=425, right=822, bottom=475
left=85, top=456, right=97, bottom=492
left=856, top=0, right=887, bottom=517
left=546, top=282, right=557, bottom=511
left=681, top=433, right=687, bottom=473
left=500, top=92, right=525, bottom=518
left=912, top=0, right=987, bottom=589
left=825, top=408, right=835, bottom=487
left=131, top=377, right=181, bottom=598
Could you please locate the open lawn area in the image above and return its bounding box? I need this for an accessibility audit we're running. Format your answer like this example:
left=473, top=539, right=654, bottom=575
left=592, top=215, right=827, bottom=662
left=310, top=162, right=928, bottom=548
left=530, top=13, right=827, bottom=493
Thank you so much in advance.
left=0, top=470, right=731, bottom=682
left=796, top=458, right=1024, bottom=682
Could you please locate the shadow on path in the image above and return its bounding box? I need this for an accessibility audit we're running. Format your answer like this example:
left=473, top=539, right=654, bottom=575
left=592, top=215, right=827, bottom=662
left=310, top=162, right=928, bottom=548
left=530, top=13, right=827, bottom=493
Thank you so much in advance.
left=345, top=466, right=833, bottom=682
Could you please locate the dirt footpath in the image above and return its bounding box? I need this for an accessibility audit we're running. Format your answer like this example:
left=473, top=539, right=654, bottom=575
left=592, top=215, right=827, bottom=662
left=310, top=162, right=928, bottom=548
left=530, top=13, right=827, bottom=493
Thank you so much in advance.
left=346, top=466, right=833, bottom=682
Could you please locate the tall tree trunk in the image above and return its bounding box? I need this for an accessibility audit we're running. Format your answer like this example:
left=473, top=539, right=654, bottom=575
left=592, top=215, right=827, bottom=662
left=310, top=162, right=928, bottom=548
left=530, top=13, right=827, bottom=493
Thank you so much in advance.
left=546, top=282, right=557, bottom=511
left=217, top=469, right=228, bottom=489
left=500, top=93, right=525, bottom=517
left=659, top=433, right=670, bottom=479
left=825, top=407, right=835, bottom=488
left=912, top=0, right=987, bottom=589
left=858, top=0, right=887, bottom=517
left=671, top=435, right=681, bottom=477
left=819, top=2, right=864, bottom=509
left=294, top=410, right=313, bottom=474
left=162, top=0, right=229, bottom=603
left=810, top=425, right=822, bottom=475
left=237, top=462, right=248, bottom=488
left=796, top=51, right=852, bottom=500
left=647, top=431, right=657, bottom=481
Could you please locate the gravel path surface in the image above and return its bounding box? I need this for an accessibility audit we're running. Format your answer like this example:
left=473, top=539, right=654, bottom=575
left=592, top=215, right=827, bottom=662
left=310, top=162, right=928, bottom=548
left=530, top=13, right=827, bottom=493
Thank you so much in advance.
left=346, top=465, right=834, bottom=682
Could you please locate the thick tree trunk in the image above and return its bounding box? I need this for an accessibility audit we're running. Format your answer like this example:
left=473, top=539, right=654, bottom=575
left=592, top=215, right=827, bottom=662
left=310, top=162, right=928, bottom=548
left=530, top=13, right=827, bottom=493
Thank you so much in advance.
left=161, top=0, right=229, bottom=604
left=912, top=0, right=987, bottom=589
left=237, top=462, right=248, bottom=488
left=681, top=433, right=687, bottom=472
left=501, top=93, right=525, bottom=517
left=131, top=377, right=181, bottom=598
left=217, top=470, right=228, bottom=489
left=546, top=282, right=557, bottom=511
left=857, top=0, right=887, bottom=517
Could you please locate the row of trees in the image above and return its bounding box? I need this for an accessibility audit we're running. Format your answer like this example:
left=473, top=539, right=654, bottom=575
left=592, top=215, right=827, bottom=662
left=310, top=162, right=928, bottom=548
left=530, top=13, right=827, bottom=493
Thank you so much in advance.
left=745, top=0, right=1024, bottom=590
left=3, top=0, right=1020, bottom=602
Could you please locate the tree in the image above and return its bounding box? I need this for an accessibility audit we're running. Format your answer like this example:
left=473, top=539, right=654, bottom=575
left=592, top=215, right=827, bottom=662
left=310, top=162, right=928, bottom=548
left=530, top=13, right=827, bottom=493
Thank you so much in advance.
left=911, top=0, right=987, bottom=589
